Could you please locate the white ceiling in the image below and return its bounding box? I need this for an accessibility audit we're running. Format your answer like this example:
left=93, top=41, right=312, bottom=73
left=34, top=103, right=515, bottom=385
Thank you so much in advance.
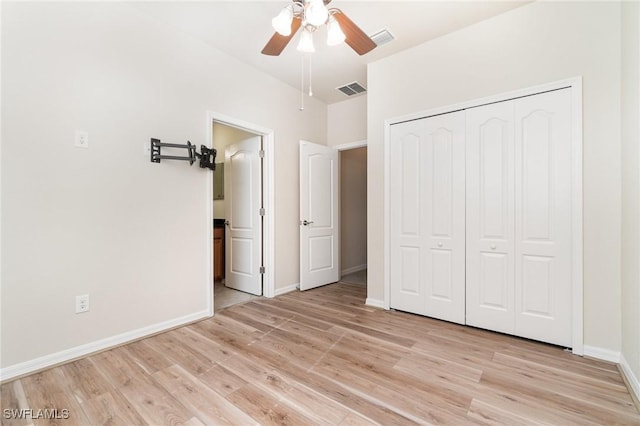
left=129, top=1, right=528, bottom=104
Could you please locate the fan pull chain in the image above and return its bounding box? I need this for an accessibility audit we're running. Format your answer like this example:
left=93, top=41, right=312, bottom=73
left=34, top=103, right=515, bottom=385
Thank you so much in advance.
left=299, top=54, right=305, bottom=111
left=308, top=55, right=313, bottom=97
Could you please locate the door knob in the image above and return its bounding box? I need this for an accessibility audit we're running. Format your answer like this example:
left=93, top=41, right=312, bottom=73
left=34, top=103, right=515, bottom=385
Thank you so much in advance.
left=490, top=244, right=496, bottom=250
left=301, top=220, right=314, bottom=226
left=437, top=242, right=443, bottom=247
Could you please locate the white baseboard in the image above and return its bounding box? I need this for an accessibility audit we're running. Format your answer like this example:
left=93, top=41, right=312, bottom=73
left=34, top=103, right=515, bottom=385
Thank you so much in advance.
left=583, top=345, right=621, bottom=363
left=274, top=283, right=298, bottom=296
left=365, top=297, right=385, bottom=309
left=620, top=354, right=640, bottom=403
left=341, top=264, right=367, bottom=276
left=0, top=309, right=211, bottom=383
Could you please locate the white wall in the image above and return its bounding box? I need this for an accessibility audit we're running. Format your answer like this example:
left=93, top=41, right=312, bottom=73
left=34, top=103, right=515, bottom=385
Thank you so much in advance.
left=621, top=0, right=640, bottom=396
left=340, top=147, right=367, bottom=274
left=1, top=2, right=327, bottom=372
left=327, top=95, right=367, bottom=147
left=368, top=2, right=622, bottom=352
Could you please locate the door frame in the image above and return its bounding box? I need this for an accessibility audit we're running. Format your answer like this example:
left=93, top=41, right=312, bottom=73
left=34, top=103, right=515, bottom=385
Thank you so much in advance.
left=207, top=111, right=276, bottom=315
left=383, top=77, right=584, bottom=354
left=334, top=141, right=367, bottom=281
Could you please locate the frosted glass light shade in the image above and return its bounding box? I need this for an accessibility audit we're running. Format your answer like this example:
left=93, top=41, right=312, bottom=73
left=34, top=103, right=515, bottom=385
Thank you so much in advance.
left=326, top=15, right=345, bottom=46
left=305, top=0, right=328, bottom=27
left=297, top=29, right=315, bottom=52
left=272, top=7, right=293, bottom=36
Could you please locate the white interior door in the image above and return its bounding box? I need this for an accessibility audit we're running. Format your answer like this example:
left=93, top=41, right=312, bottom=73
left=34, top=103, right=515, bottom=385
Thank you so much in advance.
left=389, top=111, right=466, bottom=324
left=224, top=136, right=262, bottom=296
left=299, top=141, right=339, bottom=291
left=514, top=89, right=572, bottom=347
left=466, top=101, right=516, bottom=334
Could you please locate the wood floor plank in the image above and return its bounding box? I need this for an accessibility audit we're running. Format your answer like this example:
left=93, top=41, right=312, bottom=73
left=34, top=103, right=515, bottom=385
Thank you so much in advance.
left=0, top=380, right=32, bottom=426
left=466, top=398, right=544, bottom=426
left=196, top=364, right=248, bottom=398
left=225, top=383, right=315, bottom=426
left=2, top=282, right=639, bottom=425
left=479, top=367, right=640, bottom=424
left=220, top=352, right=351, bottom=425
left=125, top=339, right=175, bottom=375
left=18, top=368, right=91, bottom=425
left=79, top=390, right=147, bottom=426
left=59, top=357, right=114, bottom=404
left=152, top=365, right=258, bottom=425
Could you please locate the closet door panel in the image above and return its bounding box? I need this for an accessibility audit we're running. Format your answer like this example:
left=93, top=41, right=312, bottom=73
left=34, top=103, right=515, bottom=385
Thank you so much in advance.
left=423, top=112, right=466, bottom=324
left=466, top=102, right=515, bottom=333
left=389, top=124, right=426, bottom=315
left=515, top=89, right=572, bottom=347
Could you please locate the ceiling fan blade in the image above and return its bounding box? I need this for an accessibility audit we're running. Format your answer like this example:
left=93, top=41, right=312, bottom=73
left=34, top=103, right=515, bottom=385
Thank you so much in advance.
left=261, top=17, right=302, bottom=56
left=333, top=10, right=376, bottom=56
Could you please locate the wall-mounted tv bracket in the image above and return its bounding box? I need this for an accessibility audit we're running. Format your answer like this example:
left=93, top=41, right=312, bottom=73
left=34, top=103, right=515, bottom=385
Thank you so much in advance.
left=150, top=138, right=216, bottom=170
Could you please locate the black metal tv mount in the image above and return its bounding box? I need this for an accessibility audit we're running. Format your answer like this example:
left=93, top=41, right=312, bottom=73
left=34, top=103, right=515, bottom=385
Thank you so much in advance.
left=150, top=138, right=216, bottom=170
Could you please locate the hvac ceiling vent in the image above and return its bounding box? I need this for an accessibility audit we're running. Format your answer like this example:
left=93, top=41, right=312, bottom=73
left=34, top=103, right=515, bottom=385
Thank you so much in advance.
left=337, top=81, right=367, bottom=97
left=370, top=29, right=395, bottom=47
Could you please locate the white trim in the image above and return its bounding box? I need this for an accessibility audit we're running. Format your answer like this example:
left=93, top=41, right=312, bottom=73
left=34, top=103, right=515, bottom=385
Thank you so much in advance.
left=0, top=309, right=210, bottom=383
left=583, top=345, right=621, bottom=363
left=207, top=112, right=276, bottom=300
left=275, top=283, right=299, bottom=296
left=335, top=139, right=368, bottom=291
left=570, top=78, right=584, bottom=356
left=383, top=77, right=584, bottom=353
left=341, top=264, right=367, bottom=276
left=620, top=354, right=640, bottom=402
left=384, top=120, right=391, bottom=310
left=206, top=114, right=215, bottom=316
left=333, top=140, right=367, bottom=151
left=365, top=298, right=385, bottom=309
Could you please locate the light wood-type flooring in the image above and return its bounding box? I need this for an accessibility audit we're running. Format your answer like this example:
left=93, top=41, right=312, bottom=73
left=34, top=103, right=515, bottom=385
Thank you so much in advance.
left=2, top=282, right=639, bottom=425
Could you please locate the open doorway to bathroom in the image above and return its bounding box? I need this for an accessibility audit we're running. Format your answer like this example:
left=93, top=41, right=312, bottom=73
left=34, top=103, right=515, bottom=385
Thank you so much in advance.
left=212, top=121, right=262, bottom=310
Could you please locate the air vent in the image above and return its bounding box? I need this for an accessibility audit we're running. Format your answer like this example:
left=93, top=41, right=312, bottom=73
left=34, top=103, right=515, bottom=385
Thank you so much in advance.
left=337, top=81, right=367, bottom=97
left=370, top=29, right=395, bottom=47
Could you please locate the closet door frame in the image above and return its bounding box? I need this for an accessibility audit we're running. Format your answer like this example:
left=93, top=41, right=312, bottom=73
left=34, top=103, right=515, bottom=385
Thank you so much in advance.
left=383, top=77, right=584, bottom=355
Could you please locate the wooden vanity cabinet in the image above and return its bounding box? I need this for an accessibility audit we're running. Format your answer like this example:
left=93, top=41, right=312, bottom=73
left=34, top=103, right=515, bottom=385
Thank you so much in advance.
left=213, top=226, right=225, bottom=281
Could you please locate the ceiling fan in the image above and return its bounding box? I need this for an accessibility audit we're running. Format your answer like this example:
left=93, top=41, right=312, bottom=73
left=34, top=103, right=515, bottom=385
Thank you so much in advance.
left=261, top=0, right=377, bottom=56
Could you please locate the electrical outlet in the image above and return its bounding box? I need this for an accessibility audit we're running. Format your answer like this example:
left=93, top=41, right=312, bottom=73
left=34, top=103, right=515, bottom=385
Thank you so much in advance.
left=75, top=294, right=90, bottom=314
left=75, top=130, right=89, bottom=149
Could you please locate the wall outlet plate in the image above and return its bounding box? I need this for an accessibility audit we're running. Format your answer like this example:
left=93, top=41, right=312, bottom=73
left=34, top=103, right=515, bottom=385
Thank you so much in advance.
left=75, top=294, right=90, bottom=313
left=75, top=130, right=89, bottom=149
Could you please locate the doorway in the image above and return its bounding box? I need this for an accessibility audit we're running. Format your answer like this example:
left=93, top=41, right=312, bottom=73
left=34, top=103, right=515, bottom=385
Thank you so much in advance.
left=339, top=144, right=367, bottom=286
left=208, top=113, right=275, bottom=312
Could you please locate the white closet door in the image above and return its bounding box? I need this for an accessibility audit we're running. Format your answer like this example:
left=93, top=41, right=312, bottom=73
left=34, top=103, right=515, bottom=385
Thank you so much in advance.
left=514, top=89, right=572, bottom=347
left=466, top=101, right=516, bottom=334
left=389, top=111, right=466, bottom=324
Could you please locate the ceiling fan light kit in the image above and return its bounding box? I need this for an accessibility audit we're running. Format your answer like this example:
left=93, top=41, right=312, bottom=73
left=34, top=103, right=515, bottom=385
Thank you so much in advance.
left=262, top=0, right=376, bottom=56
left=272, top=6, right=294, bottom=36
left=326, top=15, right=346, bottom=46
left=297, top=29, right=316, bottom=53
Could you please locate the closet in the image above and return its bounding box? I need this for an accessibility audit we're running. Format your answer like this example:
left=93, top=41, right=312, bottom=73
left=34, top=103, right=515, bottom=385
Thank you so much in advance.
left=389, top=88, right=574, bottom=347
